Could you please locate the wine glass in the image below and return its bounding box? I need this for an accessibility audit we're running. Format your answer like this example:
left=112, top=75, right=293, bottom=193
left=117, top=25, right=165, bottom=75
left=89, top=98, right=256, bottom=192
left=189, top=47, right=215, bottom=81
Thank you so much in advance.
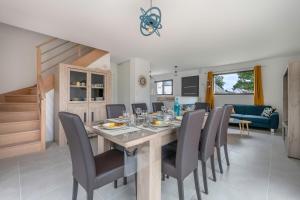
left=136, top=108, right=142, bottom=116
left=161, top=106, right=167, bottom=113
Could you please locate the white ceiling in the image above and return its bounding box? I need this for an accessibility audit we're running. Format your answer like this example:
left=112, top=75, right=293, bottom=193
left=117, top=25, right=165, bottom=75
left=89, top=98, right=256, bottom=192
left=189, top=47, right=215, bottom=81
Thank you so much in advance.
left=0, top=0, right=300, bottom=74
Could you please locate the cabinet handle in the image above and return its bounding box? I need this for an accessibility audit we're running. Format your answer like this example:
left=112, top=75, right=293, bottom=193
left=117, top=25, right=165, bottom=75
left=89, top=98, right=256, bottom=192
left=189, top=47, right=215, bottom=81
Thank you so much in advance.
left=84, top=112, right=87, bottom=123
left=92, top=112, right=94, bottom=122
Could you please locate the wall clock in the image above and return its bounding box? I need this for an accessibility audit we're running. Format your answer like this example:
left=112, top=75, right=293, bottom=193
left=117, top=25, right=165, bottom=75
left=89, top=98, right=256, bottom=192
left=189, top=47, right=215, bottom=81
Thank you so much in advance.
left=138, top=75, right=147, bottom=87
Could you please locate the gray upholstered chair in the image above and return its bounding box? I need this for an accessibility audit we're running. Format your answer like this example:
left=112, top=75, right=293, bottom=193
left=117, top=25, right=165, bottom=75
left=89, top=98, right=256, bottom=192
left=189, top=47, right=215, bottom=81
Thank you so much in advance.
left=106, top=104, right=126, bottom=119
left=162, top=110, right=205, bottom=200
left=132, top=103, right=148, bottom=115
left=58, top=112, right=128, bottom=200
left=215, top=105, right=233, bottom=174
left=105, top=104, right=137, bottom=188
left=195, top=102, right=211, bottom=112
left=198, top=107, right=223, bottom=194
left=152, top=102, right=164, bottom=112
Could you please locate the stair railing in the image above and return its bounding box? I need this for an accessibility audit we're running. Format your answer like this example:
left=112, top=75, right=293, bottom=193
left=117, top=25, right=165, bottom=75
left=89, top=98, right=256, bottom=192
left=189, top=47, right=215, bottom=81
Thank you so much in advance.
left=36, top=37, right=93, bottom=149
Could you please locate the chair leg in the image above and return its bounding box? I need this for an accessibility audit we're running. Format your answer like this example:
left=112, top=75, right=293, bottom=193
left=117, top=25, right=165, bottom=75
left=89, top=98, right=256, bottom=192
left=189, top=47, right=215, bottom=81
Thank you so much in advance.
left=201, top=161, right=208, bottom=194
left=224, top=144, right=230, bottom=166
left=87, top=190, right=93, bottom=200
left=135, top=174, right=138, bottom=200
left=177, top=179, right=184, bottom=200
left=114, top=180, right=118, bottom=188
left=216, top=147, right=223, bottom=174
left=162, top=174, right=165, bottom=181
left=210, top=154, right=216, bottom=182
left=193, top=168, right=202, bottom=200
left=123, top=177, right=127, bottom=185
left=72, top=178, right=78, bottom=200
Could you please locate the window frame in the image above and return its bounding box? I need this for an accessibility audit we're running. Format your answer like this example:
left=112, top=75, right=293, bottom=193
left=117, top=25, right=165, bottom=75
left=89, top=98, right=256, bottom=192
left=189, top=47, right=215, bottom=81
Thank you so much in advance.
left=155, top=79, right=173, bottom=95
left=213, top=70, right=254, bottom=95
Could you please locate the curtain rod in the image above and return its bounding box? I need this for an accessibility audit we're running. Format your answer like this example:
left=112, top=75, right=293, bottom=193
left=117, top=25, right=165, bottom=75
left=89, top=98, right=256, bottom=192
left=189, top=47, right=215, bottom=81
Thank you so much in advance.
left=209, top=67, right=254, bottom=75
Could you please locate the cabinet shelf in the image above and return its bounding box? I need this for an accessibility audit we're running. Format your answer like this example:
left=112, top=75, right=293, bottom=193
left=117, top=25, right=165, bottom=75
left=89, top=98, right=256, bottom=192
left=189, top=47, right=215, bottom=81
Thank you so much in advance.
left=70, top=85, right=87, bottom=88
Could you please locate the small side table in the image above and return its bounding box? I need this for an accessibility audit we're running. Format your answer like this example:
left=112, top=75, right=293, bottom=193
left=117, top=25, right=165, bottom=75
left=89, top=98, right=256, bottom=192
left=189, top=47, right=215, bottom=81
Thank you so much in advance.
left=239, top=120, right=252, bottom=136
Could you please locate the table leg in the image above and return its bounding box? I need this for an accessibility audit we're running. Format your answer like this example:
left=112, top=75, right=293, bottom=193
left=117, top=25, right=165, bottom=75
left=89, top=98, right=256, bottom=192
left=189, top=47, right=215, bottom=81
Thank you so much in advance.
left=239, top=123, right=242, bottom=136
left=137, top=137, right=162, bottom=200
left=97, top=135, right=111, bottom=154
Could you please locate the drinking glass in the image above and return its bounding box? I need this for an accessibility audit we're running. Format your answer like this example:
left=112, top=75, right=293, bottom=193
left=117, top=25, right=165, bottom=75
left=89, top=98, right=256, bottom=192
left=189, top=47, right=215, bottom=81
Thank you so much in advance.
left=161, top=106, right=167, bottom=113
left=136, top=108, right=142, bottom=116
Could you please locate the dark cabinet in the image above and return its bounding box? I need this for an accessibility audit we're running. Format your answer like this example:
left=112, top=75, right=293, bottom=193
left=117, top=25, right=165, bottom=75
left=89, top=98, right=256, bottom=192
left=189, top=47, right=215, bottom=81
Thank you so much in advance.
left=181, top=76, right=199, bottom=96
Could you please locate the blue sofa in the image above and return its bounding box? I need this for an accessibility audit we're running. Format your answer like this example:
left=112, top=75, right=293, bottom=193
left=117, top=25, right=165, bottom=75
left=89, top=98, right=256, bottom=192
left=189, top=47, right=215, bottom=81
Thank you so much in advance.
left=230, top=104, right=279, bottom=130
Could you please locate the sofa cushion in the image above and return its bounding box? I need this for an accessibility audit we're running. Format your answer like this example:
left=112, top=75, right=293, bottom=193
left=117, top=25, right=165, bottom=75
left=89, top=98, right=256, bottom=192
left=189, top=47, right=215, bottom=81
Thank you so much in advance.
left=231, top=114, right=245, bottom=119
left=242, top=115, right=270, bottom=124
left=233, top=104, right=271, bottom=116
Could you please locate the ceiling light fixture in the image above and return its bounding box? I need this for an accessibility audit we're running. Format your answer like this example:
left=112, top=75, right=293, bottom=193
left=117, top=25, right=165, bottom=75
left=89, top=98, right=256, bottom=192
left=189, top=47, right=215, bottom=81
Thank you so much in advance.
left=140, top=0, right=162, bottom=37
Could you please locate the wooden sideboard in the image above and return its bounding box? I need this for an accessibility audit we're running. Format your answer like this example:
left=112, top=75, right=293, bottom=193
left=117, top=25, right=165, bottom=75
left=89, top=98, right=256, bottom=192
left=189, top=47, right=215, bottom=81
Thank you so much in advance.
left=283, top=61, right=300, bottom=159
left=54, top=64, right=111, bottom=145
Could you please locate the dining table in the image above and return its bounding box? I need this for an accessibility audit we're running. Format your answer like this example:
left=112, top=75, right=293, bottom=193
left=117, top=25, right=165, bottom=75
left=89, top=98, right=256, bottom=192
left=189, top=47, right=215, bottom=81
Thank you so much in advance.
left=86, top=112, right=208, bottom=200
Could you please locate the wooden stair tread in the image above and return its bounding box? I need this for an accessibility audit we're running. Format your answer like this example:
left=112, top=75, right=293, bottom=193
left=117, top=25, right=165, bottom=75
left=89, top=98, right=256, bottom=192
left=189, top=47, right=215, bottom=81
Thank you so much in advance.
left=0, top=111, right=39, bottom=121
left=0, top=129, right=39, bottom=134
left=0, top=139, right=40, bottom=147
left=0, top=140, right=42, bottom=159
left=0, top=120, right=40, bottom=134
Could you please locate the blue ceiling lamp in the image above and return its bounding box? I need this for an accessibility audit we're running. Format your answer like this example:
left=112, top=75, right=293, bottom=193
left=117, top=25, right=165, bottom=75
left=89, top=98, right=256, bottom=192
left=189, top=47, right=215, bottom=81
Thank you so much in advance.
left=139, top=0, right=162, bottom=37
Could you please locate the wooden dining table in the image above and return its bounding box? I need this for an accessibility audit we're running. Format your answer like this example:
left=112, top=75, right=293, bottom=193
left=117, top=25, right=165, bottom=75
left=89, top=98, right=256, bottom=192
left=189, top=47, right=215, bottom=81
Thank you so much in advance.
left=86, top=113, right=208, bottom=200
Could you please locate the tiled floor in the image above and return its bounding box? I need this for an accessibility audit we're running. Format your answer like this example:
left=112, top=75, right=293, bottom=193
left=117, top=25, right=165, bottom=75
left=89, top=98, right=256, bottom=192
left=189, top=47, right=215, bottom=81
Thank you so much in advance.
left=1, top=128, right=300, bottom=200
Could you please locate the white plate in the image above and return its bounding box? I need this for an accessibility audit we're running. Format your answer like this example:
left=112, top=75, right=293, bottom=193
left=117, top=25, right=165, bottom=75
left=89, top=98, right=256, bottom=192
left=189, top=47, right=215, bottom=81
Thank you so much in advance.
left=102, top=123, right=127, bottom=130
left=151, top=121, right=170, bottom=127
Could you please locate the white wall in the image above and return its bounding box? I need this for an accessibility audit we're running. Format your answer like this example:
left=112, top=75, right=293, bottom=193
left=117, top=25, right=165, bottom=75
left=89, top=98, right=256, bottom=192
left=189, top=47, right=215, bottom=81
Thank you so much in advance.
left=0, top=23, right=49, bottom=93
left=117, top=60, right=131, bottom=111
left=131, top=58, right=150, bottom=107
left=114, top=58, right=150, bottom=112
left=87, top=53, right=111, bottom=70
left=111, top=62, right=118, bottom=103
left=152, top=55, right=300, bottom=127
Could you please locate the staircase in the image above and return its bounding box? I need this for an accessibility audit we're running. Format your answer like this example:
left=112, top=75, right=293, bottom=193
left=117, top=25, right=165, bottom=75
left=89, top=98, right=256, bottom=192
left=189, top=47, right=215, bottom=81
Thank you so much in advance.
left=0, top=37, right=108, bottom=159
left=0, top=86, right=42, bottom=159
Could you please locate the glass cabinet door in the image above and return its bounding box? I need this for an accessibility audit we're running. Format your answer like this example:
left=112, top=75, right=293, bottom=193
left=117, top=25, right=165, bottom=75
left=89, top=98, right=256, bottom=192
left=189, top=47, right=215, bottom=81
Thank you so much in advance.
left=69, top=70, right=88, bottom=102
left=91, top=73, right=105, bottom=101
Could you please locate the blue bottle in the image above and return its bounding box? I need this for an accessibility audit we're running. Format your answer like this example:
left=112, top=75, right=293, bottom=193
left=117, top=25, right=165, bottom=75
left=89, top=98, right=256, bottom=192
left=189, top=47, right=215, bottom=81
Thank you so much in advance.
left=173, top=97, right=181, bottom=116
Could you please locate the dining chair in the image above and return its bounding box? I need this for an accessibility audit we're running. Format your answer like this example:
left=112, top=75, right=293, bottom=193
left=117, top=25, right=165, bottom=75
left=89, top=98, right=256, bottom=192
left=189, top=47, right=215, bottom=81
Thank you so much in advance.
left=132, top=103, right=148, bottom=115
left=195, top=102, right=211, bottom=112
left=152, top=102, right=164, bottom=112
left=105, top=104, right=136, bottom=188
left=106, top=104, right=126, bottom=118
left=58, top=112, right=130, bottom=200
left=215, top=105, right=233, bottom=174
left=162, top=110, right=206, bottom=200
left=198, top=107, right=223, bottom=194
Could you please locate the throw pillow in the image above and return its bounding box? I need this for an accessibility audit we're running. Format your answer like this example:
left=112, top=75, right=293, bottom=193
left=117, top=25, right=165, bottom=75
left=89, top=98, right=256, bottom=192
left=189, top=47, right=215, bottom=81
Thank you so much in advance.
left=261, top=107, right=273, bottom=118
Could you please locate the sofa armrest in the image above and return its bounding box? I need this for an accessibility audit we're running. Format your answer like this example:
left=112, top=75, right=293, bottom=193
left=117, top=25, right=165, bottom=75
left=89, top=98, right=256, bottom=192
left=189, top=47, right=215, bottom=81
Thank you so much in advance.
left=269, top=112, right=279, bottom=129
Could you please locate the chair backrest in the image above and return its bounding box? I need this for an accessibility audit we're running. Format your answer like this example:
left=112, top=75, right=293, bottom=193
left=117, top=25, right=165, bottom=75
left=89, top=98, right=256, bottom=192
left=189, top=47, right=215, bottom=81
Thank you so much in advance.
left=199, top=107, right=223, bottom=160
left=106, top=104, right=126, bottom=119
left=152, top=102, right=164, bottom=112
left=58, top=112, right=96, bottom=190
left=216, top=105, right=233, bottom=147
left=132, top=103, right=148, bottom=115
left=176, top=110, right=205, bottom=179
left=195, top=102, right=211, bottom=112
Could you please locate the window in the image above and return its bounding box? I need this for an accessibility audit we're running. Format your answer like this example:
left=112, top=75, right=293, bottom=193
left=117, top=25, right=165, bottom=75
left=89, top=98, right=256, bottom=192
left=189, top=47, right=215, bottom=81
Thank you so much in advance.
left=214, top=70, right=254, bottom=95
left=156, top=80, right=173, bottom=95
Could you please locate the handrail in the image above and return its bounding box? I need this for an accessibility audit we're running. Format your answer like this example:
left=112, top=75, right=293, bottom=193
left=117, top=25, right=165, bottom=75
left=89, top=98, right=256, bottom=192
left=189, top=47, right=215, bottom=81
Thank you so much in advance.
left=42, top=44, right=80, bottom=64
left=42, top=41, right=70, bottom=55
